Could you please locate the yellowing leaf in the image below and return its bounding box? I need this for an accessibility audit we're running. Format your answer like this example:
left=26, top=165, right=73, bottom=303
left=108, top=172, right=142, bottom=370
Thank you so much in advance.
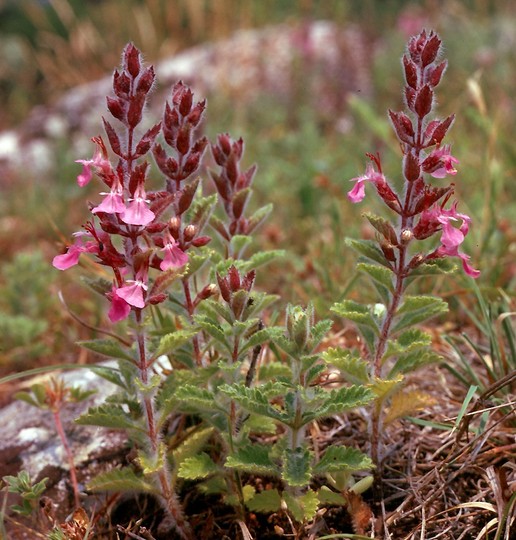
left=384, top=390, right=436, bottom=424
left=369, top=374, right=404, bottom=401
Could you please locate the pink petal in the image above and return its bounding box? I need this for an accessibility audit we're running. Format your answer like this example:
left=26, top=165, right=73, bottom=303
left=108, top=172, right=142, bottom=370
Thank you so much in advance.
left=121, top=200, right=155, bottom=226
left=92, top=191, right=126, bottom=214
left=76, top=160, right=93, bottom=187
left=347, top=180, right=366, bottom=203
left=108, top=290, right=132, bottom=322
left=160, top=244, right=189, bottom=270
left=116, top=282, right=146, bottom=308
left=459, top=253, right=481, bottom=278
left=53, top=247, right=82, bottom=270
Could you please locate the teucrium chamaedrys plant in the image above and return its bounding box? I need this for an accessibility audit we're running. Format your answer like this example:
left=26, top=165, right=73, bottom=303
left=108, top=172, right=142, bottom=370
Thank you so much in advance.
left=327, top=29, right=480, bottom=483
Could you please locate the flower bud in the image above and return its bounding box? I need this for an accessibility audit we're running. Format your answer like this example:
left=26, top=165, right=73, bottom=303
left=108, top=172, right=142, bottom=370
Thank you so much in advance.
left=184, top=225, right=197, bottom=242
left=228, top=265, right=241, bottom=291
left=191, top=236, right=211, bottom=247
left=168, top=216, right=181, bottom=238
left=421, top=33, right=441, bottom=67
left=414, top=85, right=433, bottom=118
left=400, top=229, right=413, bottom=245
left=402, top=55, right=418, bottom=89
left=125, top=43, right=141, bottom=77
left=217, top=273, right=231, bottom=302
left=403, top=152, right=420, bottom=182
left=136, top=66, right=155, bottom=95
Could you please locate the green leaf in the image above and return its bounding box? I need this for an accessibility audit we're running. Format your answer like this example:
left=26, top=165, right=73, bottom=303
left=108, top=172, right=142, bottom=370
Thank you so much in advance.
left=225, top=444, right=279, bottom=475
left=219, top=382, right=288, bottom=422
left=247, top=203, right=273, bottom=233
left=331, top=301, right=379, bottom=335
left=80, top=276, right=112, bottom=297
left=172, top=427, right=215, bottom=471
left=317, top=486, right=347, bottom=506
left=194, top=315, right=230, bottom=348
left=322, top=348, right=369, bottom=385
left=243, top=414, right=278, bottom=434
left=409, top=258, right=457, bottom=276
left=357, top=262, right=394, bottom=299
left=311, top=319, right=333, bottom=348
left=282, top=446, right=312, bottom=487
left=345, top=238, right=390, bottom=267
left=246, top=489, right=282, bottom=513
left=89, top=365, right=125, bottom=388
left=14, top=391, right=43, bottom=409
left=363, top=213, right=398, bottom=245
left=313, top=446, right=373, bottom=475
left=242, top=250, right=285, bottom=271
left=86, top=467, right=157, bottom=494
left=178, top=453, right=218, bottom=480
left=388, top=349, right=443, bottom=377
left=75, top=404, right=142, bottom=431
left=78, top=339, right=134, bottom=361
left=303, top=385, right=374, bottom=422
left=174, top=385, right=221, bottom=413
left=230, top=235, right=253, bottom=255
left=283, top=490, right=319, bottom=522
left=155, top=329, right=198, bottom=357
left=393, top=295, right=448, bottom=332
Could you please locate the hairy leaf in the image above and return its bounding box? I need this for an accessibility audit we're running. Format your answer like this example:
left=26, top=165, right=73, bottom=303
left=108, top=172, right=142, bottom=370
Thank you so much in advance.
left=345, top=238, right=390, bottom=267
left=87, top=467, right=157, bottom=494
left=155, top=329, right=199, bottom=357
left=172, top=427, right=215, bottom=472
left=225, top=444, right=279, bottom=475
left=322, top=348, right=369, bottom=385
left=78, top=339, right=134, bottom=361
left=246, top=489, right=282, bottom=513
left=385, top=390, right=436, bottom=424
left=388, top=349, right=443, bottom=377
left=178, top=453, right=218, bottom=480
left=283, top=490, right=319, bottom=523
left=393, top=295, right=448, bottom=332
left=313, top=446, right=373, bottom=475
left=282, top=446, right=312, bottom=487
left=75, top=404, right=142, bottom=431
left=331, top=301, right=380, bottom=335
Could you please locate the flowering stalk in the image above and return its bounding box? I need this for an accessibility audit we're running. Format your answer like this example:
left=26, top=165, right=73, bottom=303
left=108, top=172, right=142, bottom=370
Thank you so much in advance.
left=53, top=44, right=197, bottom=539
left=344, top=30, right=479, bottom=482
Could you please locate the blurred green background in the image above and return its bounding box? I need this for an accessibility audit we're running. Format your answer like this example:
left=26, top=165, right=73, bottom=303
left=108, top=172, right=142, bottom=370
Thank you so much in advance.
left=0, top=0, right=514, bottom=375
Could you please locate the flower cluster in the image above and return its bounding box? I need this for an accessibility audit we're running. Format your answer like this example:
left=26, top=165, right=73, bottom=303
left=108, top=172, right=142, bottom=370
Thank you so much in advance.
left=347, top=30, right=479, bottom=278
left=53, top=44, right=212, bottom=321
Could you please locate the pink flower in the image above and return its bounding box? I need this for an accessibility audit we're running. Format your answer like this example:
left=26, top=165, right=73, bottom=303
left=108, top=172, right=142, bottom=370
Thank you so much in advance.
left=121, top=185, right=155, bottom=226
left=160, top=236, right=188, bottom=270
left=108, top=286, right=132, bottom=322
left=52, top=233, right=98, bottom=270
left=435, top=203, right=480, bottom=278
left=436, top=203, right=470, bottom=250
left=75, top=145, right=112, bottom=187
left=422, top=145, right=459, bottom=178
left=347, top=163, right=387, bottom=203
left=92, top=184, right=126, bottom=214
left=115, top=272, right=148, bottom=308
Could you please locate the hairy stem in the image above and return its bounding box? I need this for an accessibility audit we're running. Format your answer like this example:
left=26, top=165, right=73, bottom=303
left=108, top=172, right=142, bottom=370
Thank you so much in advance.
left=53, top=410, right=80, bottom=508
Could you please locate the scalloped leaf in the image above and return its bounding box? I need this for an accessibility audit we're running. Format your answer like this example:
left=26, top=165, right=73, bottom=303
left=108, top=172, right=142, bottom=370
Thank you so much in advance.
left=322, top=348, right=369, bottom=385
left=384, top=328, right=432, bottom=359
left=225, top=444, right=279, bottom=475
left=357, top=262, right=394, bottom=302
left=178, top=453, right=218, bottom=480
left=384, top=390, right=436, bottom=424
left=87, top=467, right=157, bottom=494
left=246, top=488, right=282, bottom=513
left=283, top=490, right=319, bottom=523
left=194, top=315, right=229, bottom=347
left=219, top=382, right=288, bottom=422
left=282, top=446, right=312, bottom=487
left=370, top=375, right=404, bottom=401
left=331, top=301, right=379, bottom=335
left=174, top=385, right=220, bottom=412
left=243, top=414, right=278, bottom=434
left=172, top=427, right=215, bottom=471
left=155, top=329, right=199, bottom=357
left=409, top=257, right=457, bottom=277
left=241, top=250, right=285, bottom=271
left=363, top=213, right=398, bottom=245
left=247, top=203, right=273, bottom=233
left=345, top=238, right=390, bottom=267
left=388, top=349, right=443, bottom=377
left=78, top=339, right=134, bottom=361
left=393, top=295, right=448, bottom=332
left=75, top=404, right=142, bottom=431
left=313, top=446, right=373, bottom=475
left=303, top=385, right=374, bottom=422
left=317, top=486, right=347, bottom=506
